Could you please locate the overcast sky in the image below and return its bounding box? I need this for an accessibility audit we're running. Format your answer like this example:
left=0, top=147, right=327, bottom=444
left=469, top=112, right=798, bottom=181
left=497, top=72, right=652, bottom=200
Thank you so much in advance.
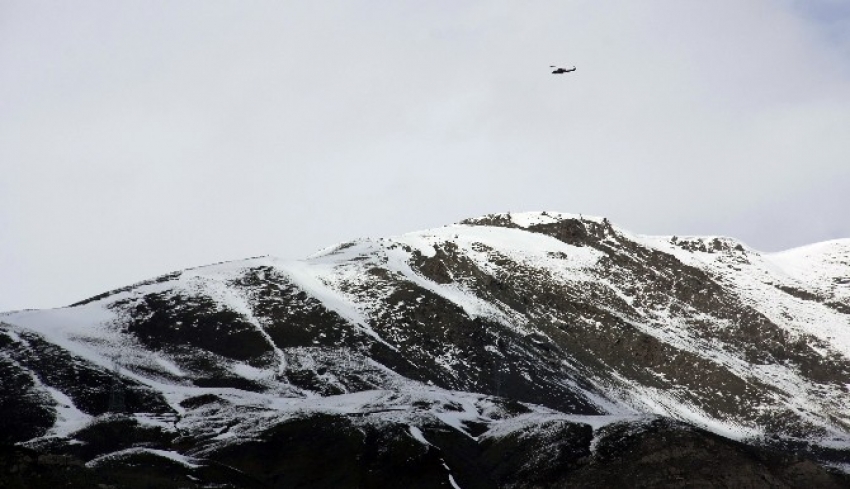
left=2, top=0, right=849, bottom=311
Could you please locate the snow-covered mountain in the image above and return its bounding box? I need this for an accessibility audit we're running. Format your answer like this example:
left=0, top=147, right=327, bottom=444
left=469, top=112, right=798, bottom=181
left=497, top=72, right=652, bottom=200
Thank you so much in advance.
left=2, top=212, right=849, bottom=488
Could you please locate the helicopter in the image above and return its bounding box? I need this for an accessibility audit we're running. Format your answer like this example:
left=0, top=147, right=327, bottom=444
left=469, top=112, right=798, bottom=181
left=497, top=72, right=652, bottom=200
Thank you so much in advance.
left=550, top=65, right=576, bottom=74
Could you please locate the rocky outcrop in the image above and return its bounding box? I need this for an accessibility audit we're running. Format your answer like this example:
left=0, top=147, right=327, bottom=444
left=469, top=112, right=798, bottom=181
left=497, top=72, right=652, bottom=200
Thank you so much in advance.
left=2, top=211, right=849, bottom=487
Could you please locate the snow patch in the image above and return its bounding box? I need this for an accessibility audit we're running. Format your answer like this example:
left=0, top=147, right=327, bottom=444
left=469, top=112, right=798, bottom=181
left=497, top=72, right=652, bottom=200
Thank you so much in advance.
left=44, top=387, right=93, bottom=438
left=409, top=425, right=433, bottom=446
left=86, top=448, right=202, bottom=469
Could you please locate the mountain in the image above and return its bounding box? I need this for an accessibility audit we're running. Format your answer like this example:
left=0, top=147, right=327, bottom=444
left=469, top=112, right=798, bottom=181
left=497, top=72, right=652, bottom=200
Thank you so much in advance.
left=2, top=211, right=849, bottom=488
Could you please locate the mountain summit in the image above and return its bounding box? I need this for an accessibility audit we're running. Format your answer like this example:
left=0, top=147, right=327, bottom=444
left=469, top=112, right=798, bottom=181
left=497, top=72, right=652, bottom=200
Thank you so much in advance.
left=2, top=212, right=850, bottom=488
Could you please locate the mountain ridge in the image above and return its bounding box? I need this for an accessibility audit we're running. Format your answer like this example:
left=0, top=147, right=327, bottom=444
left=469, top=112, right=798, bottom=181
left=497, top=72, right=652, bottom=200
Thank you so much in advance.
left=2, top=211, right=849, bottom=488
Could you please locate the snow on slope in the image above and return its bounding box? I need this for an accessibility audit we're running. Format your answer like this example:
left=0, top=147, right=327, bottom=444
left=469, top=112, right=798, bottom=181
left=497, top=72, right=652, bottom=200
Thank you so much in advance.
left=305, top=223, right=604, bottom=335
left=638, top=235, right=850, bottom=357
left=624, top=233, right=850, bottom=441
left=2, top=211, right=849, bottom=451
left=767, top=239, right=850, bottom=304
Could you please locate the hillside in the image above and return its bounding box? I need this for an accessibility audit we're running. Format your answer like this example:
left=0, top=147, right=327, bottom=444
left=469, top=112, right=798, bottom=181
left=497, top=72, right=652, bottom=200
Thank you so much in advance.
left=2, top=212, right=849, bottom=488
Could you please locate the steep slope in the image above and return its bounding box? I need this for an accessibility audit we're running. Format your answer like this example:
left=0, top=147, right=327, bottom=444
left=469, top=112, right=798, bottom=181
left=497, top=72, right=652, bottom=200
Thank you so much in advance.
left=2, top=211, right=849, bottom=487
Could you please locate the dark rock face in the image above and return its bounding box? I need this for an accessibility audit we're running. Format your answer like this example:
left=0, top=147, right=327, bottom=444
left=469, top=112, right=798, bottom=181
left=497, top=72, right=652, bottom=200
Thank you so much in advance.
left=232, top=266, right=356, bottom=350
left=0, top=354, right=54, bottom=444
left=121, top=292, right=272, bottom=362
left=69, top=415, right=175, bottom=461
left=209, top=415, right=462, bottom=489
left=478, top=420, right=594, bottom=487
left=1, top=328, right=172, bottom=418
left=557, top=420, right=850, bottom=489
left=450, top=214, right=850, bottom=438
left=2, top=417, right=848, bottom=489
left=2, top=212, right=849, bottom=487
left=0, top=445, right=91, bottom=489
